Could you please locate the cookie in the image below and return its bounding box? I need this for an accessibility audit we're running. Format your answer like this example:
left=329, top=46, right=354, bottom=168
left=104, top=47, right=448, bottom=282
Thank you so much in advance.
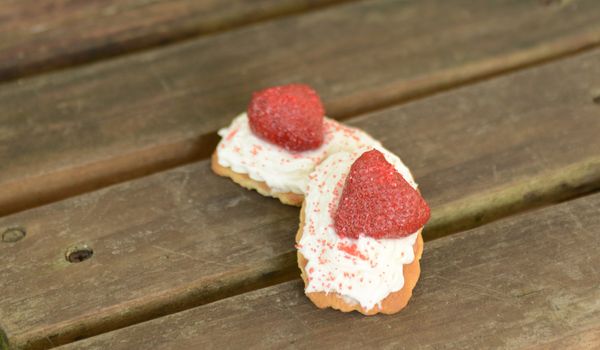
left=211, top=152, right=304, bottom=206
left=295, top=151, right=429, bottom=315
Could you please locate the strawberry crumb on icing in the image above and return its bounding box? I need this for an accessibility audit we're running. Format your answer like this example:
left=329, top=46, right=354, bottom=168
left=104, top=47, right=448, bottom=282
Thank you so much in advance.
left=248, top=84, right=324, bottom=151
left=337, top=242, right=368, bottom=260
left=216, top=113, right=386, bottom=195
left=334, top=150, right=430, bottom=239
left=298, top=151, right=421, bottom=311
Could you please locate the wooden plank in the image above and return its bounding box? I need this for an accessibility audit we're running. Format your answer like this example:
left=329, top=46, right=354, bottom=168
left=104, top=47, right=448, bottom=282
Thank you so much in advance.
left=0, top=0, right=348, bottom=82
left=1, top=49, right=600, bottom=349
left=56, top=192, right=600, bottom=350
left=525, top=327, right=600, bottom=350
left=2, top=0, right=600, bottom=216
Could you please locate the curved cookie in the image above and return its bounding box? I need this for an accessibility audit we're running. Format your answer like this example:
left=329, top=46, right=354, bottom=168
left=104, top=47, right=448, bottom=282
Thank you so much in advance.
left=211, top=152, right=304, bottom=206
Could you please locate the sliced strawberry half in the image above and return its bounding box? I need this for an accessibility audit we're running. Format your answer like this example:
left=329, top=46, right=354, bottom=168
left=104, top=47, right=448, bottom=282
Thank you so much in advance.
left=247, top=83, right=324, bottom=151
left=334, top=149, right=430, bottom=239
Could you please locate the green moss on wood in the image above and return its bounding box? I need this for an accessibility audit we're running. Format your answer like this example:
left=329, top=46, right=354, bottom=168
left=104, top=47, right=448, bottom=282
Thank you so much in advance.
left=0, top=328, right=10, bottom=350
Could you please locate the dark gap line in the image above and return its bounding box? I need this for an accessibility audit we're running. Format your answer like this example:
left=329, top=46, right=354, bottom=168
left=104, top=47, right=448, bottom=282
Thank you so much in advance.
left=336, top=41, right=600, bottom=122
left=22, top=252, right=298, bottom=350
left=0, top=0, right=357, bottom=85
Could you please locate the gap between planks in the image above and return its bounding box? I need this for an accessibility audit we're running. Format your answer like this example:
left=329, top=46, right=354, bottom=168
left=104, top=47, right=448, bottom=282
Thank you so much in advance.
left=427, top=157, right=600, bottom=239
left=0, top=0, right=356, bottom=84
left=9, top=252, right=299, bottom=350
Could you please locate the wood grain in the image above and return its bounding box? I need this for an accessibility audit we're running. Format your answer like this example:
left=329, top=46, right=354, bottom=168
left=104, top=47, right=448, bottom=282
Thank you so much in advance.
left=1, top=49, right=600, bottom=349
left=0, top=0, right=348, bottom=82
left=57, top=192, right=600, bottom=350
left=2, top=0, right=600, bottom=216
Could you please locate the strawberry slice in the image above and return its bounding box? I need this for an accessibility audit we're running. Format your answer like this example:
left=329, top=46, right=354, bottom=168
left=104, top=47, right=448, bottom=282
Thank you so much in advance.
left=334, top=150, right=430, bottom=239
left=247, top=84, right=324, bottom=151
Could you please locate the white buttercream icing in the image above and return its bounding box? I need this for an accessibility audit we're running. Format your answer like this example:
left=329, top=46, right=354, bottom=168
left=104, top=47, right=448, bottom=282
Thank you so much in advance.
left=216, top=113, right=406, bottom=194
left=298, top=151, right=420, bottom=311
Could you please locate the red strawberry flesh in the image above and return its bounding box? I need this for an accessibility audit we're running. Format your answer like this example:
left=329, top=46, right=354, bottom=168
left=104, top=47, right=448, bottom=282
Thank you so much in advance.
left=247, top=84, right=324, bottom=151
left=334, top=149, right=430, bottom=239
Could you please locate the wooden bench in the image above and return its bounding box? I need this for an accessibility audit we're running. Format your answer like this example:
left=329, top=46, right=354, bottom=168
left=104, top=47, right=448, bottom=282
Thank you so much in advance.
left=1, top=1, right=599, bottom=349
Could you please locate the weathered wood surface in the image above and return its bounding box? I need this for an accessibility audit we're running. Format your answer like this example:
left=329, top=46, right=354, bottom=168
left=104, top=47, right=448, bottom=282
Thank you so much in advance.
left=2, top=0, right=600, bottom=217
left=57, top=192, right=600, bottom=350
left=0, top=0, right=347, bottom=82
left=1, top=49, right=600, bottom=349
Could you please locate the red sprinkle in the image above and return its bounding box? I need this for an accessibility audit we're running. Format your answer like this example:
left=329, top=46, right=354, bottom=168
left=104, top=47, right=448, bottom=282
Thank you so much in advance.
left=247, top=84, right=324, bottom=151
left=334, top=149, right=430, bottom=239
left=226, top=129, right=238, bottom=141
left=337, top=242, right=368, bottom=260
left=250, top=144, right=262, bottom=156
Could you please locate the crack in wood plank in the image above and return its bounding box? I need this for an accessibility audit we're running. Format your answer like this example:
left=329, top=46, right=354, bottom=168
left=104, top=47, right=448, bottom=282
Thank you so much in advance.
left=426, top=157, right=600, bottom=239
left=0, top=0, right=356, bottom=83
